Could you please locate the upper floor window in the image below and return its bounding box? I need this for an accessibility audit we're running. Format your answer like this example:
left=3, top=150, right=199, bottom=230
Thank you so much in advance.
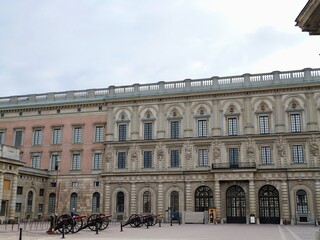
left=93, top=152, right=102, bottom=170
left=197, top=119, right=207, bottom=137
left=73, top=126, right=83, bottom=143
left=228, top=118, right=237, bottom=136
left=52, top=127, right=62, bottom=144
left=144, top=122, right=153, bottom=140
left=32, top=155, right=40, bottom=169
left=0, top=130, right=5, bottom=144
left=261, top=146, right=271, bottom=165
left=171, top=121, right=180, bottom=139
left=290, top=113, right=301, bottom=132
left=33, top=129, right=43, bottom=146
left=198, top=149, right=208, bottom=166
left=50, top=154, right=60, bottom=171
left=95, top=126, right=104, bottom=143
left=143, top=151, right=152, bottom=168
left=14, top=129, right=24, bottom=147
left=229, top=148, right=239, bottom=168
left=118, top=124, right=127, bottom=141
left=292, top=145, right=304, bottom=164
left=259, top=115, right=269, bottom=134
left=118, top=152, right=126, bottom=169
left=170, top=149, right=180, bottom=167
left=72, top=153, right=81, bottom=170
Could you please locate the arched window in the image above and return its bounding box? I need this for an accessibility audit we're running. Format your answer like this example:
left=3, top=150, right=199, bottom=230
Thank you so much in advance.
left=258, top=185, right=280, bottom=224
left=70, top=192, right=78, bottom=211
left=296, top=189, right=308, bottom=213
left=27, top=191, right=33, bottom=212
left=226, top=185, right=246, bottom=223
left=48, top=193, right=56, bottom=213
left=195, top=186, right=213, bottom=212
left=170, top=191, right=179, bottom=212
left=92, top=192, right=100, bottom=213
left=143, top=191, right=151, bottom=213
left=116, top=192, right=125, bottom=212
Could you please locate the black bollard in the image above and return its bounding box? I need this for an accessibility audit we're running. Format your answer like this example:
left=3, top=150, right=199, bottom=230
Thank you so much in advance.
left=62, top=224, right=65, bottom=239
left=96, top=222, right=99, bottom=235
left=159, top=219, right=161, bottom=227
left=19, top=228, right=22, bottom=240
left=170, top=218, right=172, bottom=226
left=120, top=222, right=123, bottom=232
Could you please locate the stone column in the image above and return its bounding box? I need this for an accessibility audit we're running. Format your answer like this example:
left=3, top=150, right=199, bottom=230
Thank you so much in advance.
left=315, top=180, right=320, bottom=222
left=9, top=174, right=18, bottom=221
left=157, top=182, right=164, bottom=216
left=157, top=104, right=165, bottom=139
left=244, top=97, right=254, bottom=134
left=131, top=105, right=139, bottom=140
left=104, top=183, right=111, bottom=214
left=214, top=180, right=221, bottom=222
left=274, top=95, right=285, bottom=133
left=0, top=172, right=3, bottom=213
left=281, top=180, right=290, bottom=224
left=106, top=105, right=114, bottom=141
left=306, top=93, right=317, bottom=131
left=185, top=182, right=192, bottom=211
left=130, top=183, right=137, bottom=215
left=249, top=180, right=256, bottom=216
left=212, top=100, right=221, bottom=135
left=184, top=101, right=193, bottom=137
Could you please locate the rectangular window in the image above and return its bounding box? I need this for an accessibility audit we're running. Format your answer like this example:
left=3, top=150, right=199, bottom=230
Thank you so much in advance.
left=144, top=123, right=153, bottom=140
left=39, top=189, right=44, bottom=196
left=50, top=154, right=60, bottom=171
left=14, top=129, right=23, bottom=147
left=198, top=149, right=208, bottom=166
left=198, top=119, right=207, bottom=137
left=94, top=181, right=100, bottom=187
left=16, top=203, right=22, bottom=212
left=32, top=155, right=40, bottom=169
left=95, top=126, right=104, bottom=142
left=0, top=130, right=5, bottom=144
left=93, top=153, right=102, bottom=170
left=228, top=118, right=237, bottom=136
left=73, top=127, right=82, bottom=143
left=293, top=145, right=304, bottom=163
left=72, top=182, right=78, bottom=187
left=261, top=146, right=271, bottom=164
left=33, top=129, right=43, bottom=145
left=259, top=116, right=269, bottom=134
left=229, top=148, right=239, bottom=168
left=52, top=128, right=62, bottom=144
left=171, top=121, right=180, bottom=139
left=17, top=186, right=23, bottom=195
left=171, top=150, right=180, bottom=167
left=72, top=153, right=81, bottom=170
left=143, top=151, right=152, bottom=168
left=118, top=152, right=126, bottom=169
left=290, top=114, right=301, bottom=132
left=118, top=124, right=127, bottom=141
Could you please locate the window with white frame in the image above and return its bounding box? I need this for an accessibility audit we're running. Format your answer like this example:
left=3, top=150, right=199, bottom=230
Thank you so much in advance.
left=118, top=152, right=126, bottom=169
left=93, top=152, right=102, bottom=170
left=198, top=149, right=208, bottom=166
left=259, top=115, right=270, bottom=134
left=261, top=146, right=271, bottom=164
left=32, top=155, right=40, bottom=169
left=50, top=154, right=60, bottom=171
left=0, top=130, right=5, bottom=144
left=292, top=145, right=304, bottom=163
left=143, top=151, right=152, bottom=168
left=290, top=113, right=301, bottom=132
left=144, top=122, right=153, bottom=140
left=52, top=127, right=62, bottom=144
left=14, top=129, right=24, bottom=147
left=171, top=121, right=180, bottom=139
left=229, top=148, right=239, bottom=168
left=73, top=126, right=83, bottom=143
left=118, top=124, right=127, bottom=141
left=228, top=118, right=237, bottom=136
left=170, top=149, right=180, bottom=167
left=33, top=128, right=43, bottom=145
left=197, top=119, right=207, bottom=137
left=72, top=153, right=81, bottom=170
left=95, top=126, right=104, bottom=142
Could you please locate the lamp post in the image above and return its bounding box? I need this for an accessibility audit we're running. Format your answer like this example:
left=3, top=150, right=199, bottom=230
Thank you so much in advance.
left=54, top=159, right=61, bottom=226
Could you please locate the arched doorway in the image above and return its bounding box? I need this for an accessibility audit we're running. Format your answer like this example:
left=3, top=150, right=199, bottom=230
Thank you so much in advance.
left=226, top=185, right=246, bottom=223
left=195, top=186, right=213, bottom=212
left=259, top=185, right=280, bottom=224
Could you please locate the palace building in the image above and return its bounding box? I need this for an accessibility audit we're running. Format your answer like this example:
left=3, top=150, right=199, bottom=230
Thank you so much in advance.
left=0, top=67, right=320, bottom=224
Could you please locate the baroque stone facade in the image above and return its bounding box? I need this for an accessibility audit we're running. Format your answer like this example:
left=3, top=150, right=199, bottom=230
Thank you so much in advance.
left=0, top=68, right=320, bottom=224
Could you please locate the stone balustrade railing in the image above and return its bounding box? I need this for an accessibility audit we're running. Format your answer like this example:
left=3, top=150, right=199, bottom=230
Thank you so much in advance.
left=0, top=68, right=319, bottom=106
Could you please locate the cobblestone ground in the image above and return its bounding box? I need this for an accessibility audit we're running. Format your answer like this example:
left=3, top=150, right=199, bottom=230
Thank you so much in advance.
left=0, top=222, right=318, bottom=240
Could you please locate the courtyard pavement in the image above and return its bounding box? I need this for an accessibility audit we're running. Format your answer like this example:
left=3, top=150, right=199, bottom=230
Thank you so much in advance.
left=0, top=222, right=318, bottom=240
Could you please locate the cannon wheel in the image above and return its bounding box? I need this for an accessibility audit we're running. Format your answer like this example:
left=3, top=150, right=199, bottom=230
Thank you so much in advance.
left=129, top=214, right=142, bottom=228
left=99, top=214, right=109, bottom=230
left=143, top=214, right=154, bottom=226
left=72, top=215, right=83, bottom=233
left=151, top=214, right=158, bottom=226
left=57, top=214, right=73, bottom=234
left=87, top=214, right=100, bottom=231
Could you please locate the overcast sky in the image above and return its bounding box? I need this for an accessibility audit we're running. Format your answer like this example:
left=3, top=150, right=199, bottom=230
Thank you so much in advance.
left=0, top=0, right=318, bottom=97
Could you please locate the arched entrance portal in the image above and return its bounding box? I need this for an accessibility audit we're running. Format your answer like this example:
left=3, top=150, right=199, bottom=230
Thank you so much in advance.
left=259, top=185, right=280, bottom=224
left=226, top=185, right=246, bottom=223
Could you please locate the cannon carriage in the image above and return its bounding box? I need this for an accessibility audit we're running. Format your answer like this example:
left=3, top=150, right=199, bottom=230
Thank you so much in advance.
left=122, top=213, right=160, bottom=228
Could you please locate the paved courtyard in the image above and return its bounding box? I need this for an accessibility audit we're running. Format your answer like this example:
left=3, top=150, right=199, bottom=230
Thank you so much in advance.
left=0, top=222, right=318, bottom=240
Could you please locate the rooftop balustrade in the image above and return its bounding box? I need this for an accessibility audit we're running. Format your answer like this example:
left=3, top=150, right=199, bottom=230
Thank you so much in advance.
left=0, top=68, right=319, bottom=107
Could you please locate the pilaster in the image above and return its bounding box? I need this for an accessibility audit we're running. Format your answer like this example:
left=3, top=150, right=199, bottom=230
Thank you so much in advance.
left=315, top=180, right=320, bottom=221
left=130, top=183, right=137, bottom=215
left=184, top=101, right=193, bottom=137
left=274, top=95, right=285, bottom=132
left=306, top=92, right=317, bottom=131
left=185, top=182, right=192, bottom=211
left=157, top=104, right=165, bottom=138
left=281, top=180, right=290, bottom=223
left=0, top=173, right=3, bottom=212
left=131, top=105, right=139, bottom=140
left=249, top=180, right=256, bottom=216
left=212, top=100, right=221, bottom=135
left=106, top=106, right=114, bottom=141
left=244, top=97, right=254, bottom=134
left=157, top=182, right=164, bottom=216
left=104, top=183, right=111, bottom=214
left=9, top=174, right=18, bottom=221
left=214, top=181, right=221, bottom=221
